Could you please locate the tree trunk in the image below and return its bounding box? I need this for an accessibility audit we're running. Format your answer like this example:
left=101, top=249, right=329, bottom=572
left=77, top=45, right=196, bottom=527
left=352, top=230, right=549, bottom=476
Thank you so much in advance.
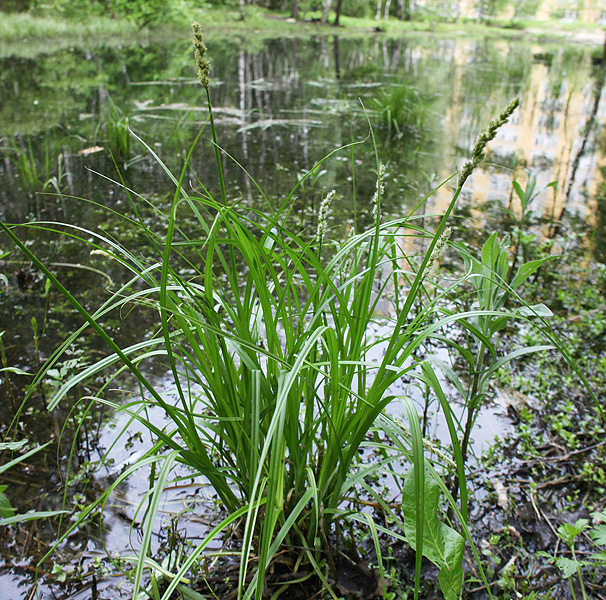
left=320, top=0, right=332, bottom=24
left=333, top=0, right=343, bottom=25
left=333, top=35, right=341, bottom=79
left=397, top=0, right=411, bottom=20
left=396, top=0, right=404, bottom=19
left=290, top=0, right=300, bottom=18
left=383, top=0, right=392, bottom=20
left=375, top=0, right=382, bottom=20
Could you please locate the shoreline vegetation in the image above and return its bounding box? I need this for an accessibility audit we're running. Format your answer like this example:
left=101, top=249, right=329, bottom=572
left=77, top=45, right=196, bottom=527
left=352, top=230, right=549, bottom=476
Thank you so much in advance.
left=1, top=8, right=605, bottom=600
left=0, top=6, right=605, bottom=47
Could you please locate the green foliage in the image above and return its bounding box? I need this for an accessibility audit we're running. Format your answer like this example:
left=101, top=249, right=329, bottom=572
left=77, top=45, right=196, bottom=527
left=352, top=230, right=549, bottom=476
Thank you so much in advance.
left=30, top=0, right=177, bottom=27
left=422, top=230, right=559, bottom=518
left=372, top=84, right=428, bottom=140
left=2, top=128, right=477, bottom=599
left=402, top=468, right=464, bottom=600
left=113, top=0, right=178, bottom=28
left=510, top=0, right=540, bottom=20
left=0, top=29, right=550, bottom=600
left=506, top=174, right=553, bottom=282
left=0, top=485, right=14, bottom=518
left=104, top=110, right=131, bottom=161
left=476, top=0, right=510, bottom=21
left=33, top=0, right=109, bottom=17
left=0, top=0, right=34, bottom=12
left=538, top=511, right=606, bottom=600
left=464, top=232, right=554, bottom=324
left=5, top=136, right=65, bottom=197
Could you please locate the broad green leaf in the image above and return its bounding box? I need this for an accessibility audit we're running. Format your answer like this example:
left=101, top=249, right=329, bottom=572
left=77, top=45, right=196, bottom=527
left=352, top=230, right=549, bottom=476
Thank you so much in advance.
left=592, top=510, right=606, bottom=523
left=481, top=232, right=499, bottom=269
left=403, top=468, right=464, bottom=600
left=489, top=315, right=510, bottom=334
left=510, top=256, right=556, bottom=290
left=516, top=303, right=553, bottom=318
left=554, top=557, right=580, bottom=579
left=512, top=180, right=524, bottom=202
left=496, top=246, right=509, bottom=279
left=438, top=533, right=464, bottom=600
left=559, top=519, right=588, bottom=541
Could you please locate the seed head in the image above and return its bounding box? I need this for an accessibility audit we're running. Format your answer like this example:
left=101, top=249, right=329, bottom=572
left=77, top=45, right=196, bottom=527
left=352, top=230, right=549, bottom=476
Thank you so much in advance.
left=459, top=98, right=519, bottom=187
left=371, top=163, right=387, bottom=220
left=192, top=22, right=210, bottom=89
left=317, top=189, right=335, bottom=238
left=342, top=227, right=355, bottom=275
left=422, top=226, right=451, bottom=283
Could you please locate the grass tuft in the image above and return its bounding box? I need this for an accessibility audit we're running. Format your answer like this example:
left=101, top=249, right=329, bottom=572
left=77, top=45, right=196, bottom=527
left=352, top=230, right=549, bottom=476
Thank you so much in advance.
left=3, top=23, right=595, bottom=600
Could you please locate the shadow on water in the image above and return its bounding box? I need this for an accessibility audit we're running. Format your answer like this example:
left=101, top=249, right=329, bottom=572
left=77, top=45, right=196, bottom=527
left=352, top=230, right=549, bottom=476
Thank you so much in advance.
left=0, top=31, right=605, bottom=598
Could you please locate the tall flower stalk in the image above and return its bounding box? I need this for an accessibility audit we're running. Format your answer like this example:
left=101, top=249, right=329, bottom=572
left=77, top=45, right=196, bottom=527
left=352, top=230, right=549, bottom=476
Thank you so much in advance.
left=193, top=21, right=227, bottom=205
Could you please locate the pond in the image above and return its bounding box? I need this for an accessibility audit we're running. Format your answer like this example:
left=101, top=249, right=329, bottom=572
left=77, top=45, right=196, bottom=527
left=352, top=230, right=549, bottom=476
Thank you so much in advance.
left=1, top=29, right=605, bottom=598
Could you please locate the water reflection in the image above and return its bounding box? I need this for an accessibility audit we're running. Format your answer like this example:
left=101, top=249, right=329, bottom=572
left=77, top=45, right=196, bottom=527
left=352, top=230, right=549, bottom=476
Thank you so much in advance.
left=2, top=35, right=604, bottom=228
left=431, top=42, right=606, bottom=236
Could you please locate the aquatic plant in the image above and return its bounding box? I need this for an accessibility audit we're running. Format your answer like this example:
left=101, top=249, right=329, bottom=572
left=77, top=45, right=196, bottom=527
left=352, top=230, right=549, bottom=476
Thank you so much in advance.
left=372, top=83, right=429, bottom=140
left=105, top=111, right=131, bottom=161
left=6, top=136, right=65, bottom=198
left=426, top=232, right=556, bottom=513
left=505, top=173, right=548, bottom=282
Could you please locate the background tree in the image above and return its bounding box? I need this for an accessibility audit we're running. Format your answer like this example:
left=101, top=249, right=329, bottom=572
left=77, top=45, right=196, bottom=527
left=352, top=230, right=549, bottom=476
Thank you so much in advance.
left=397, top=0, right=412, bottom=19
left=333, top=0, right=344, bottom=25
left=320, top=0, right=332, bottom=23
left=476, top=0, right=509, bottom=21
left=510, top=0, right=540, bottom=20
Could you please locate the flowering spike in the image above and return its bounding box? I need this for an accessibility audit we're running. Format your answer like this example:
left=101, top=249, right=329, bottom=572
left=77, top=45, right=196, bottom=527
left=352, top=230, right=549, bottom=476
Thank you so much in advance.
left=192, top=22, right=210, bottom=90
left=371, top=163, right=386, bottom=220
left=422, top=226, right=451, bottom=283
left=317, top=190, right=335, bottom=238
left=459, top=98, right=519, bottom=187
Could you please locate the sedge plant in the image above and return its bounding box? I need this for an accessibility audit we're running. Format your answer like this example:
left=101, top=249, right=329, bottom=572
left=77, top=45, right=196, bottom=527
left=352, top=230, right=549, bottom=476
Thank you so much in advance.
left=0, top=26, right=547, bottom=600
left=6, top=136, right=65, bottom=198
